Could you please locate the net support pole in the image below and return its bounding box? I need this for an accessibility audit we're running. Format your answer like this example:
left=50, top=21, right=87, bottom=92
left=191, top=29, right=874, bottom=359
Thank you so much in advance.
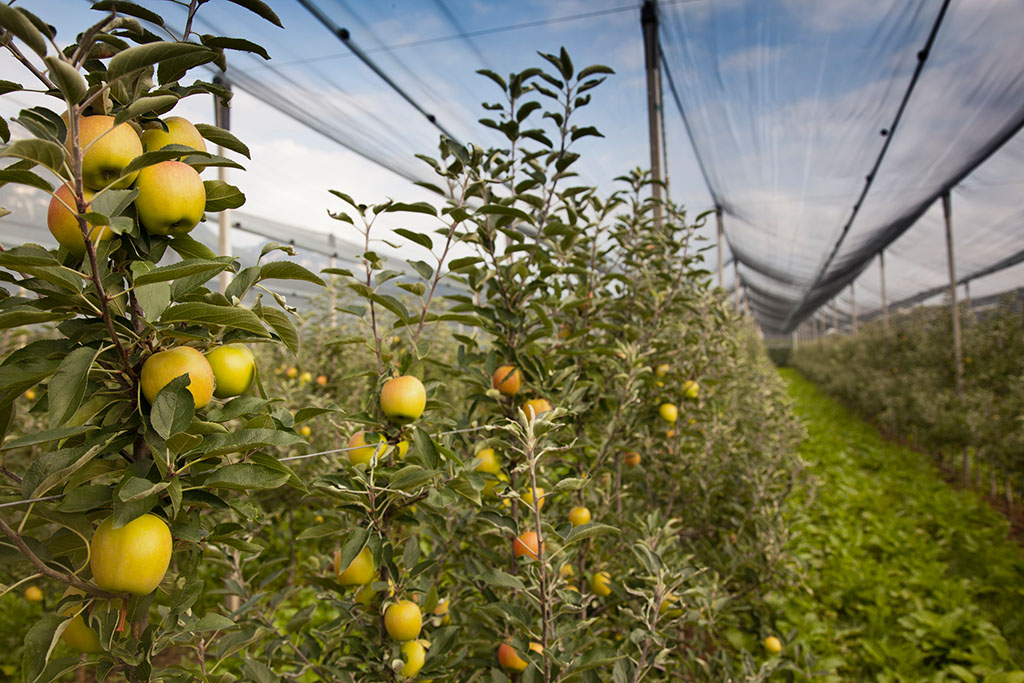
left=880, top=251, right=889, bottom=331
left=850, top=283, right=857, bottom=333
left=213, top=77, right=232, bottom=294
left=942, top=190, right=968, bottom=483
left=641, top=0, right=665, bottom=225
left=716, top=208, right=724, bottom=288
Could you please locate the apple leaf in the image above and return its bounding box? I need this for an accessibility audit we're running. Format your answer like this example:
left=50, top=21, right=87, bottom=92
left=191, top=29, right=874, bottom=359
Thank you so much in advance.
left=0, top=138, right=64, bottom=174
left=194, top=123, right=250, bottom=159
left=393, top=228, right=433, bottom=250
left=204, top=179, right=245, bottom=211
left=1, top=425, right=96, bottom=451
left=169, top=234, right=219, bottom=260
left=476, top=203, right=534, bottom=224
left=200, top=35, right=271, bottom=61
left=150, top=373, right=195, bottom=439
left=47, top=345, right=101, bottom=430
left=257, top=261, right=326, bottom=287
left=160, top=303, right=270, bottom=337
left=43, top=57, right=87, bottom=105
left=383, top=201, right=437, bottom=217
left=115, top=94, right=179, bottom=126
left=203, top=462, right=290, bottom=490
left=21, top=614, right=63, bottom=683
left=106, top=42, right=211, bottom=83
left=0, top=169, right=53, bottom=193
left=260, top=307, right=300, bottom=355
left=0, top=5, right=47, bottom=58
left=134, top=257, right=235, bottom=286
left=185, top=429, right=304, bottom=459
left=91, top=1, right=165, bottom=26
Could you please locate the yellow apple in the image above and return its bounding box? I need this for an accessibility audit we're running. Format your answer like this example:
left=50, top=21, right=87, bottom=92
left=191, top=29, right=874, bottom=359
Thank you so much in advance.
left=73, top=115, right=143, bottom=190
left=316, top=374, right=328, bottom=386
left=473, top=447, right=501, bottom=474
left=134, top=160, right=206, bottom=235
left=380, top=375, right=426, bottom=422
left=336, top=546, right=375, bottom=586
left=682, top=380, right=700, bottom=400
left=568, top=506, right=591, bottom=526
left=286, top=366, right=298, bottom=379
left=523, top=398, right=552, bottom=419
left=24, top=585, right=42, bottom=603
left=400, top=639, right=426, bottom=677
left=624, top=452, right=641, bottom=466
left=59, top=589, right=105, bottom=654
left=348, top=431, right=385, bottom=466
left=522, top=487, right=546, bottom=510
left=497, top=643, right=528, bottom=672
left=141, top=346, right=215, bottom=408
left=298, top=424, right=312, bottom=438
left=655, top=363, right=670, bottom=377
left=47, top=184, right=112, bottom=256
left=658, top=403, right=678, bottom=423
left=764, top=636, right=782, bottom=653
left=90, top=514, right=172, bottom=595
left=140, top=116, right=207, bottom=156
left=384, top=600, right=422, bottom=641
left=590, top=571, right=612, bottom=596
left=205, top=344, right=256, bottom=398
left=299, top=371, right=313, bottom=385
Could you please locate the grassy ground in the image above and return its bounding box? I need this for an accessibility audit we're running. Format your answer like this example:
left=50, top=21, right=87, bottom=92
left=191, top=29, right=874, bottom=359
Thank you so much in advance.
left=768, top=369, right=1024, bottom=682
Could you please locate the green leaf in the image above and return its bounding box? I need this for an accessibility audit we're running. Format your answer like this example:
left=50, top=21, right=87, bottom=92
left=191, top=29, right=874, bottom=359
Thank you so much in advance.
left=0, top=138, right=64, bottom=173
left=21, top=438, right=110, bottom=500
left=43, top=57, right=87, bottom=105
left=161, top=303, right=270, bottom=337
left=412, top=427, right=439, bottom=469
left=224, top=0, right=283, bottom=27
left=260, top=307, right=299, bottom=355
left=134, top=258, right=234, bottom=286
left=294, top=407, right=337, bottom=424
left=258, top=261, right=325, bottom=287
left=57, top=484, right=110, bottom=513
left=106, top=42, right=211, bottom=82
left=192, top=612, right=236, bottom=632
left=194, top=123, right=250, bottom=158
left=169, top=234, right=218, bottom=260
left=200, top=35, right=271, bottom=61
left=564, top=522, right=618, bottom=546
left=0, top=80, right=22, bottom=96
left=393, top=228, right=432, bottom=250
left=0, top=5, right=47, bottom=58
left=114, top=94, right=179, bottom=126
left=204, top=462, right=289, bottom=491
left=117, top=477, right=169, bottom=503
left=21, top=614, right=62, bottom=683
left=477, top=203, right=534, bottom=224
left=335, top=527, right=369, bottom=577
left=2, top=425, right=96, bottom=450
left=47, top=346, right=101, bottom=430
left=0, top=307, right=68, bottom=331
left=186, top=429, right=304, bottom=458
left=384, top=201, right=437, bottom=217
left=447, top=256, right=482, bottom=272
left=91, top=1, right=165, bottom=26
left=204, top=179, right=245, bottom=211
left=150, top=373, right=195, bottom=439
left=479, top=568, right=525, bottom=590
left=578, top=64, right=615, bottom=79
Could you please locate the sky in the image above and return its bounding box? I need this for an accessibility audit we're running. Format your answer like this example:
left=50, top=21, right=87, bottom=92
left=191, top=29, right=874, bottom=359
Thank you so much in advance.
left=1, top=0, right=1022, bottom=332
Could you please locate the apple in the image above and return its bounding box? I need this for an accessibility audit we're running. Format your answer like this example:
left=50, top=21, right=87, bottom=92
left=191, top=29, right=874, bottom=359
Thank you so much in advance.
left=286, top=367, right=298, bottom=379
left=141, top=346, right=215, bottom=408
left=682, top=380, right=700, bottom=400
left=380, top=375, right=426, bottom=422
left=512, top=530, right=542, bottom=560
left=47, top=184, right=112, bottom=256
left=659, top=592, right=683, bottom=618
left=316, top=374, right=328, bottom=386
left=492, top=365, right=521, bottom=395
left=348, top=431, right=384, bottom=466
left=764, top=636, right=782, bottom=653
left=134, top=160, right=206, bottom=235
left=483, top=471, right=508, bottom=499
left=497, top=643, right=528, bottom=672
left=589, top=571, right=611, bottom=596
left=568, top=506, right=591, bottom=526
left=624, top=452, right=641, bottom=466
left=205, top=344, right=256, bottom=398
left=73, top=115, right=143, bottom=190
left=523, top=398, right=552, bottom=419
left=90, top=513, right=172, bottom=595
left=521, top=486, right=545, bottom=510
left=336, top=546, right=375, bottom=586
left=384, top=600, right=422, bottom=641
left=655, top=363, right=670, bottom=377
left=140, top=116, right=207, bottom=156
left=24, top=585, right=42, bottom=603
left=299, top=371, right=313, bottom=385
left=658, top=403, right=678, bottom=423
left=59, top=589, right=106, bottom=654
left=473, top=447, right=501, bottom=474
left=298, top=424, right=312, bottom=438
left=400, top=639, right=426, bottom=677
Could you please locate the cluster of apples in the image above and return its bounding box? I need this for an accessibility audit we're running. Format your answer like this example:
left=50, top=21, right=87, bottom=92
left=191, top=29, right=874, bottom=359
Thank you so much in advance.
left=48, top=114, right=209, bottom=256
left=653, top=363, right=701, bottom=438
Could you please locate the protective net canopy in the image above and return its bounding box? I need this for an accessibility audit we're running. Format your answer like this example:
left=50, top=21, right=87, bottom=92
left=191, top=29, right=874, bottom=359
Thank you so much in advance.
left=659, top=0, right=1024, bottom=335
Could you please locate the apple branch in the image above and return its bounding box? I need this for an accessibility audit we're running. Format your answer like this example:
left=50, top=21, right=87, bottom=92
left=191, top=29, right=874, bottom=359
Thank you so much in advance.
left=0, top=516, right=117, bottom=599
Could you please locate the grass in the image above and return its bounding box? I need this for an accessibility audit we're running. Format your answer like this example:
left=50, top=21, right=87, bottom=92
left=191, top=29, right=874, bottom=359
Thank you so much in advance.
left=768, top=369, right=1024, bottom=682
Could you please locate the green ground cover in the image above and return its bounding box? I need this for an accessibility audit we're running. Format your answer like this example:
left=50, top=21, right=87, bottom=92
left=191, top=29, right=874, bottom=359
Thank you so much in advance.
left=768, top=370, right=1024, bottom=682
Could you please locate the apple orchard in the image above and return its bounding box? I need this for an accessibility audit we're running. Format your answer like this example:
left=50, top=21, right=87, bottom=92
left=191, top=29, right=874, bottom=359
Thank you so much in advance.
left=0, top=3, right=802, bottom=682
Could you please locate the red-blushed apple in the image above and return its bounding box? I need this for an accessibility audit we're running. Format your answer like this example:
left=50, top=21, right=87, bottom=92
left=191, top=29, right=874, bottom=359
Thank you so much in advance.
left=47, top=184, right=112, bottom=256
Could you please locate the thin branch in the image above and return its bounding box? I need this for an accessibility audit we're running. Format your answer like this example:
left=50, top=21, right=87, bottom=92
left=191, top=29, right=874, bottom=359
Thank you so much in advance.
left=0, top=516, right=117, bottom=598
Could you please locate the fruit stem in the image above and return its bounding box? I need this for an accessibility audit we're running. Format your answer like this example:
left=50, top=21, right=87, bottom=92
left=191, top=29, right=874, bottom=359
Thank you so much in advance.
left=116, top=597, right=127, bottom=633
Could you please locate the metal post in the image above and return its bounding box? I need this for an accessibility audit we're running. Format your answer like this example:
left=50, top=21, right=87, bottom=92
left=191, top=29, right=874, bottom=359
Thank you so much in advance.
left=641, top=0, right=665, bottom=224
left=942, top=191, right=968, bottom=483
left=880, top=251, right=889, bottom=331
left=214, top=76, right=232, bottom=294
left=850, top=283, right=857, bottom=333
left=716, top=208, right=724, bottom=288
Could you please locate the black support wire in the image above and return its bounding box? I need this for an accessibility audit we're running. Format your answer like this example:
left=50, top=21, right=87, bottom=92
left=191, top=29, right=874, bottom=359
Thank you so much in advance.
left=297, top=0, right=463, bottom=145
left=781, top=0, right=953, bottom=332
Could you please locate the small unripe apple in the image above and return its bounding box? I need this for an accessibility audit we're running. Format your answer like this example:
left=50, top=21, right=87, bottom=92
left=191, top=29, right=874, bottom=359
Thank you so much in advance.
left=568, top=506, right=591, bottom=526
left=134, top=160, right=206, bottom=235
left=492, top=365, right=521, bottom=395
left=473, top=447, right=501, bottom=475
left=298, top=424, right=312, bottom=438
left=764, top=636, right=782, bottom=653
left=400, top=639, right=426, bottom=677
left=141, top=346, right=215, bottom=408
left=73, top=115, right=143, bottom=190
left=205, top=344, right=256, bottom=398
left=47, top=184, right=112, bottom=256
left=589, top=571, right=612, bottom=596
left=90, top=514, right=173, bottom=595
left=523, top=398, right=552, bottom=419
left=384, top=600, right=422, bottom=641
left=336, top=546, right=375, bottom=586
left=658, top=403, right=678, bottom=423
left=655, top=363, right=670, bottom=377
left=140, top=116, right=207, bottom=156
left=512, top=530, right=542, bottom=560
left=497, top=642, right=528, bottom=672
left=380, top=375, right=426, bottom=422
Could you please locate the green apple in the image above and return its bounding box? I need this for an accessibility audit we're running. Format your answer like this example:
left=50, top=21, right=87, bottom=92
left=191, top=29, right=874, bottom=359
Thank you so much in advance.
left=205, top=344, right=256, bottom=398
left=134, top=161, right=206, bottom=235
left=73, top=115, right=143, bottom=191
left=47, top=184, right=112, bottom=256
left=140, top=116, right=207, bottom=157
